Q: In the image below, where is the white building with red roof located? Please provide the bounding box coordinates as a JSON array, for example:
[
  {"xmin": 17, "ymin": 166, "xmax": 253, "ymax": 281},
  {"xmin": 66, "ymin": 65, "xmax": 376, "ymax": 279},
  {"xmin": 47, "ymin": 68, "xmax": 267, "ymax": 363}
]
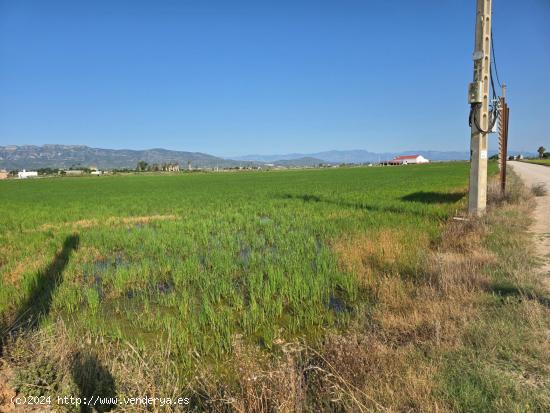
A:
[{"xmin": 389, "ymin": 154, "xmax": 430, "ymax": 165}]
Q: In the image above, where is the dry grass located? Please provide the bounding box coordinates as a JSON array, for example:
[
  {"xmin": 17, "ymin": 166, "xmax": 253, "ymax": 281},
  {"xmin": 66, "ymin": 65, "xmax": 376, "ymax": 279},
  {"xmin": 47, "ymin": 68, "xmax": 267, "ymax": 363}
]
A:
[
  {"xmin": 189, "ymin": 337, "xmax": 307, "ymax": 413},
  {"xmin": 2, "ymin": 254, "xmax": 48, "ymax": 286},
  {"xmin": 487, "ymin": 172, "xmax": 533, "ymax": 205},
  {"xmin": 3, "ymin": 321, "xmax": 184, "ymax": 412},
  {"xmin": 332, "ymin": 229, "xmax": 429, "ymax": 289},
  {"xmin": 35, "ymin": 214, "xmax": 179, "ymax": 232},
  {"xmin": 531, "ymin": 183, "xmax": 548, "ymax": 197},
  {"xmin": 0, "ymin": 362, "xmax": 16, "ymax": 413},
  {"xmin": 317, "ymin": 222, "xmax": 493, "ymax": 410}
]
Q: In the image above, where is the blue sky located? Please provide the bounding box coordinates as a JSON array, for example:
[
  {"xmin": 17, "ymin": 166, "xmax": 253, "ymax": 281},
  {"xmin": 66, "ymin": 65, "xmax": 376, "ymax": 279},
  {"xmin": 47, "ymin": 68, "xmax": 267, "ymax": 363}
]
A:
[{"xmin": 0, "ymin": 0, "xmax": 548, "ymax": 157}]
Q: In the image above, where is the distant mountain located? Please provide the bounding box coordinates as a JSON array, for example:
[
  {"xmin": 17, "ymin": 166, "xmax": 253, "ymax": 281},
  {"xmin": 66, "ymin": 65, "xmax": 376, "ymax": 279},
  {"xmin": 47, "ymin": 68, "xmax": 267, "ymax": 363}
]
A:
[
  {"xmin": 235, "ymin": 153, "xmax": 320, "ymax": 163},
  {"xmin": 0, "ymin": 145, "xmax": 537, "ymax": 170},
  {"xmin": 271, "ymin": 157, "xmax": 328, "ymax": 167},
  {"xmin": 234, "ymin": 150, "xmax": 472, "ymax": 163},
  {"xmin": 0, "ymin": 145, "xmax": 246, "ymax": 170},
  {"xmin": 235, "ymin": 149, "xmax": 537, "ymax": 164}
]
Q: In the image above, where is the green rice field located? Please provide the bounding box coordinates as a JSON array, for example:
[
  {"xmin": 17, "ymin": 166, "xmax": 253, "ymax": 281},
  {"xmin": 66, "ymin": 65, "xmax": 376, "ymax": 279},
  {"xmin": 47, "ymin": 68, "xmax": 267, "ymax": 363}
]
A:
[
  {"xmin": 522, "ymin": 159, "xmax": 550, "ymax": 166},
  {"xmin": 0, "ymin": 163, "xmax": 474, "ymax": 375}
]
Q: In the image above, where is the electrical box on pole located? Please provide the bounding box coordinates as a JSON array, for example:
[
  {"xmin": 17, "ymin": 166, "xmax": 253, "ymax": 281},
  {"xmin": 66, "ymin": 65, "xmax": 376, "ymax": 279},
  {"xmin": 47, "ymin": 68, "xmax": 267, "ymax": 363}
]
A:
[
  {"xmin": 468, "ymin": 0, "xmax": 493, "ymax": 216},
  {"xmin": 468, "ymin": 81, "xmax": 483, "ymax": 104}
]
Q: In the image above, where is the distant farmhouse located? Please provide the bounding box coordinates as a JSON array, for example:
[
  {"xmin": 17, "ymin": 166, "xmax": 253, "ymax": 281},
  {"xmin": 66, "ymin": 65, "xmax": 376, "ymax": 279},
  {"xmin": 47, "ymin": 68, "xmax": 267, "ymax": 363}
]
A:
[
  {"xmin": 508, "ymin": 154, "xmax": 524, "ymax": 161},
  {"xmin": 164, "ymin": 163, "xmax": 180, "ymax": 172},
  {"xmin": 0, "ymin": 169, "xmax": 8, "ymax": 180},
  {"xmin": 387, "ymin": 155, "xmax": 430, "ymax": 165},
  {"xmin": 18, "ymin": 170, "xmax": 38, "ymax": 179}
]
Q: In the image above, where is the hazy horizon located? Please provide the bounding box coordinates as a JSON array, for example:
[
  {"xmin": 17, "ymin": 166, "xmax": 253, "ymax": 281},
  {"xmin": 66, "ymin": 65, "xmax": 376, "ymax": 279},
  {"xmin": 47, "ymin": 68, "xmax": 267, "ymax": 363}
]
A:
[{"xmin": 0, "ymin": 142, "xmax": 535, "ymax": 160}]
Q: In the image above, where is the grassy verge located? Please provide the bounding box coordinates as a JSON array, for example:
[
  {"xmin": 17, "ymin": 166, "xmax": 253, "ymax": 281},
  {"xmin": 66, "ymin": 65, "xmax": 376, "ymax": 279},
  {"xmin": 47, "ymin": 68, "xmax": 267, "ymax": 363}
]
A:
[
  {"xmin": 521, "ymin": 159, "xmax": 550, "ymax": 166},
  {"xmin": 435, "ymin": 175, "xmax": 550, "ymax": 411}
]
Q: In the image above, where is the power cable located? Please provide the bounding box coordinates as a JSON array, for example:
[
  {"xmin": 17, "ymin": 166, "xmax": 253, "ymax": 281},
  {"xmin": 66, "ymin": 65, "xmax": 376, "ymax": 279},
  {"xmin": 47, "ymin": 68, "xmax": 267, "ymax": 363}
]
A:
[
  {"xmin": 490, "ymin": 65, "xmax": 497, "ymax": 101},
  {"xmin": 469, "ymin": 102, "xmax": 498, "ymax": 135},
  {"xmin": 491, "ymin": 31, "xmax": 503, "ymax": 88}
]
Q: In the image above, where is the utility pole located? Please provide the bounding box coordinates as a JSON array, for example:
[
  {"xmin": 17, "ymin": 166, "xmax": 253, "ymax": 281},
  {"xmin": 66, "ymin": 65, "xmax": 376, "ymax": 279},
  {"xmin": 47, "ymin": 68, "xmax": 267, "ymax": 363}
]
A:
[
  {"xmin": 468, "ymin": 0, "xmax": 493, "ymax": 216},
  {"xmin": 498, "ymin": 84, "xmax": 509, "ymax": 195}
]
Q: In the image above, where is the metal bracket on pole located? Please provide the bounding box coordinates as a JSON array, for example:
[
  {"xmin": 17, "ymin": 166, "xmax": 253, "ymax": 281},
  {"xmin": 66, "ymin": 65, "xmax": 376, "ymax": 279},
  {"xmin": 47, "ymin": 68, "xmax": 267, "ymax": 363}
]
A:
[{"xmin": 499, "ymin": 88, "xmax": 509, "ymax": 195}]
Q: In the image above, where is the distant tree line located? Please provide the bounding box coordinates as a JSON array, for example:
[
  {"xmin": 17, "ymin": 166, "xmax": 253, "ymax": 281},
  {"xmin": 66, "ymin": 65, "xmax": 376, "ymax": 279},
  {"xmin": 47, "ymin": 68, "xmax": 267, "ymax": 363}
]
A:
[
  {"xmin": 136, "ymin": 161, "xmax": 181, "ymax": 172},
  {"xmin": 4, "ymin": 166, "xmax": 99, "ymax": 176}
]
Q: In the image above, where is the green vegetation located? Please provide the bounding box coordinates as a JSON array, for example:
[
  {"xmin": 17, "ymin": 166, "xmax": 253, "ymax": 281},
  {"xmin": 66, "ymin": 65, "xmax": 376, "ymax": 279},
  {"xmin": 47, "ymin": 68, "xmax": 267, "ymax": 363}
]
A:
[
  {"xmin": 523, "ymin": 158, "xmax": 550, "ymax": 166},
  {"xmin": 1, "ymin": 164, "xmax": 467, "ymax": 358},
  {"xmin": 3, "ymin": 162, "xmax": 548, "ymax": 411}
]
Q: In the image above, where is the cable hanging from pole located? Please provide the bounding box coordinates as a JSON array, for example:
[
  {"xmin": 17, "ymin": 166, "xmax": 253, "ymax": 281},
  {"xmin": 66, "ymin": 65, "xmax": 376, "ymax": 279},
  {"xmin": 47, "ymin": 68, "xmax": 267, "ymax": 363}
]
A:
[
  {"xmin": 491, "ymin": 30, "xmax": 503, "ymax": 88},
  {"xmin": 469, "ymin": 64, "xmax": 499, "ymax": 135},
  {"xmin": 468, "ymin": 30, "xmax": 501, "ymax": 135},
  {"xmin": 469, "ymin": 102, "xmax": 498, "ymax": 135},
  {"xmin": 490, "ymin": 65, "xmax": 498, "ymax": 101}
]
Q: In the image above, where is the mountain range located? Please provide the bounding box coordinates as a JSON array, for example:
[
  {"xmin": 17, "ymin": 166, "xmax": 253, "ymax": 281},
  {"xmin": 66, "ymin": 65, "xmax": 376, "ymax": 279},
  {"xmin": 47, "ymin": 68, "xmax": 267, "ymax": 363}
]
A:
[
  {"xmin": 0, "ymin": 145, "xmax": 535, "ymax": 170},
  {"xmin": 235, "ymin": 149, "xmax": 536, "ymax": 164},
  {"xmin": 233, "ymin": 150, "xmax": 477, "ymax": 164},
  {"xmin": 0, "ymin": 145, "xmax": 245, "ymax": 170}
]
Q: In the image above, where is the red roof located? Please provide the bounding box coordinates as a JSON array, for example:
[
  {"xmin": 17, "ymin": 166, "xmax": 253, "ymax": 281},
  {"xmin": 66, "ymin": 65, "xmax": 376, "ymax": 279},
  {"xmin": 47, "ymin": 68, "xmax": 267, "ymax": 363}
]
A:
[{"xmin": 393, "ymin": 155, "xmax": 420, "ymax": 160}]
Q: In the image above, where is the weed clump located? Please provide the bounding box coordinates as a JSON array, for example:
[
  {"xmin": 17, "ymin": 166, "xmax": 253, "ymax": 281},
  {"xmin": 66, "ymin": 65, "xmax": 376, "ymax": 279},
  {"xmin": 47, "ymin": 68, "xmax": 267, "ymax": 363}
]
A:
[{"xmin": 531, "ymin": 182, "xmax": 547, "ymax": 197}]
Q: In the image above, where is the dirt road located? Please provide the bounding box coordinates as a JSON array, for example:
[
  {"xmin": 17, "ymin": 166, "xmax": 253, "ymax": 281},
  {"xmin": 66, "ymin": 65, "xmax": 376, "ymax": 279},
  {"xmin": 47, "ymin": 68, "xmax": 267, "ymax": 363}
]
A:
[{"xmin": 509, "ymin": 161, "xmax": 550, "ymax": 283}]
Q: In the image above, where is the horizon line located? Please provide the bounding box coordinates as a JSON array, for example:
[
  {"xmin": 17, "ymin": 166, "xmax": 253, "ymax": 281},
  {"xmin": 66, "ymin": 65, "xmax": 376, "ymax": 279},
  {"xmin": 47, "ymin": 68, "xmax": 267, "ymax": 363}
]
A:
[{"xmin": 0, "ymin": 143, "xmax": 535, "ymax": 158}]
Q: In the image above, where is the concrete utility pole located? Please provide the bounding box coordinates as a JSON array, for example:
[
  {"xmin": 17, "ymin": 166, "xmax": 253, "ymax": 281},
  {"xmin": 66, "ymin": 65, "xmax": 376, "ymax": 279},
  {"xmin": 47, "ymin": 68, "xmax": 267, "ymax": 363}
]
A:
[{"xmin": 468, "ymin": 0, "xmax": 493, "ymax": 216}]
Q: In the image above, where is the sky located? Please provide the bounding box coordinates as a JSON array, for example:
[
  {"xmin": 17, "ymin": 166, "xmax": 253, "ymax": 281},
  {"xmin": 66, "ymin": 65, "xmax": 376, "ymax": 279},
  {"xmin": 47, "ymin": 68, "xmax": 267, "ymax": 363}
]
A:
[{"xmin": 0, "ymin": 0, "xmax": 549, "ymax": 157}]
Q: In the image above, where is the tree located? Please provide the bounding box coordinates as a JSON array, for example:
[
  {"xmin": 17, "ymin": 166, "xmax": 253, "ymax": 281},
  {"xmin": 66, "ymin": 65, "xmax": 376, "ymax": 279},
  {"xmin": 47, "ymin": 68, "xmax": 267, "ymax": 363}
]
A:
[
  {"xmin": 137, "ymin": 160, "xmax": 148, "ymax": 171},
  {"xmin": 538, "ymin": 146, "xmax": 546, "ymax": 159}
]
